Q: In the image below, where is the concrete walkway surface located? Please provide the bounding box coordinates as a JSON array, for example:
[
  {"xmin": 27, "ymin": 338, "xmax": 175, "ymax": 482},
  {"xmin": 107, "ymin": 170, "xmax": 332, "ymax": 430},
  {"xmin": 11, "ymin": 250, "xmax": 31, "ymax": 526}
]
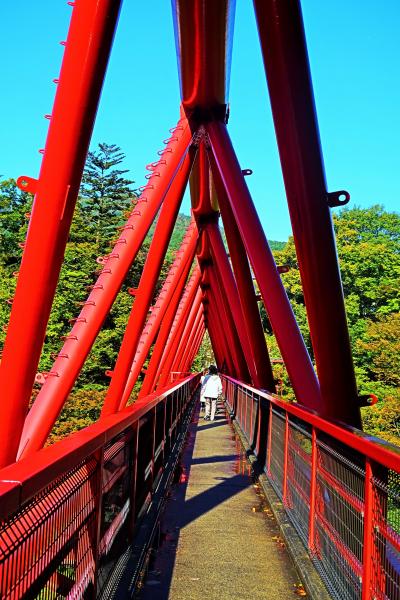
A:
[{"xmin": 139, "ymin": 403, "xmax": 306, "ymax": 599}]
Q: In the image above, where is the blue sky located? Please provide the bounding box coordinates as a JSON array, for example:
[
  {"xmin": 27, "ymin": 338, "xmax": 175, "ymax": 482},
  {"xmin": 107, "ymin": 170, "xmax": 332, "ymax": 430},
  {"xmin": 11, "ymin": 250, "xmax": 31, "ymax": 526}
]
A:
[{"xmin": 1, "ymin": 1, "xmax": 399, "ymax": 241}]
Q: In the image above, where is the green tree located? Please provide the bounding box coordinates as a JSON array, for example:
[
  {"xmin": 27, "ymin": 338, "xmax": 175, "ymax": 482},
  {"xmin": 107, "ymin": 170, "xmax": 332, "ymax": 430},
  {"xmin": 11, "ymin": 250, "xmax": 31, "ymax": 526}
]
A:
[
  {"xmin": 355, "ymin": 312, "xmax": 400, "ymax": 390},
  {"xmin": 0, "ymin": 179, "xmax": 32, "ymax": 266},
  {"xmin": 79, "ymin": 143, "xmax": 135, "ymax": 251}
]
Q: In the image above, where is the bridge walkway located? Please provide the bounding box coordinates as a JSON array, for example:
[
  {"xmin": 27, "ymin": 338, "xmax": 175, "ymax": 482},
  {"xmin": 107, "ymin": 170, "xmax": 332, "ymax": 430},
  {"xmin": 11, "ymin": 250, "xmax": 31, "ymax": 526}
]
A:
[{"xmin": 139, "ymin": 402, "xmax": 304, "ymax": 599}]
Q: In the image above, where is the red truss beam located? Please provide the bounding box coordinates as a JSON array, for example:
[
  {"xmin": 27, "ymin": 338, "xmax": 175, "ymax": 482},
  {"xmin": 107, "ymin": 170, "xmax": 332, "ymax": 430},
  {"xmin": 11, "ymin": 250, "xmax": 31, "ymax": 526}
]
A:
[
  {"xmin": 253, "ymin": 0, "xmax": 361, "ymax": 427},
  {"xmin": 18, "ymin": 117, "xmax": 193, "ymax": 460},
  {"xmin": 0, "ymin": 0, "xmax": 123, "ymax": 468},
  {"xmin": 118, "ymin": 219, "xmax": 199, "ymax": 410},
  {"xmin": 139, "ymin": 267, "xmax": 202, "ymax": 397},
  {"xmin": 205, "ymin": 289, "xmax": 234, "ymax": 373},
  {"xmin": 157, "ymin": 281, "xmax": 203, "ymax": 389},
  {"xmin": 205, "ymin": 262, "xmax": 249, "ymax": 381},
  {"xmin": 172, "ymin": 0, "xmax": 235, "ymax": 114},
  {"xmin": 170, "ymin": 294, "xmax": 203, "ymax": 376},
  {"xmin": 205, "ymin": 221, "xmax": 259, "ymax": 385},
  {"xmin": 209, "ymin": 154, "xmax": 275, "ymax": 391},
  {"xmin": 206, "ymin": 121, "xmax": 322, "ymax": 412},
  {"xmin": 182, "ymin": 318, "xmax": 205, "ymax": 373},
  {"xmin": 205, "ymin": 313, "xmax": 224, "ymax": 370},
  {"xmin": 101, "ymin": 147, "xmax": 197, "ymax": 417}
]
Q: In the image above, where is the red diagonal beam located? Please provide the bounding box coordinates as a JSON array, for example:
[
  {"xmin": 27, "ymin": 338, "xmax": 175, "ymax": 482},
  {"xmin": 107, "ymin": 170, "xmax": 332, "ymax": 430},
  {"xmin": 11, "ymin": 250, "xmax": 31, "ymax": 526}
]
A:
[
  {"xmin": 0, "ymin": 0, "xmax": 123, "ymax": 468},
  {"xmin": 205, "ymin": 221, "xmax": 259, "ymax": 385},
  {"xmin": 203, "ymin": 284, "xmax": 234, "ymax": 374},
  {"xmin": 209, "ymin": 155, "xmax": 275, "ymax": 391},
  {"xmin": 101, "ymin": 147, "xmax": 196, "ymax": 417},
  {"xmin": 206, "ymin": 121, "xmax": 321, "ymax": 412},
  {"xmin": 139, "ymin": 267, "xmax": 201, "ymax": 397},
  {"xmin": 171, "ymin": 297, "xmax": 203, "ymax": 375},
  {"xmin": 205, "ymin": 262, "xmax": 250, "ymax": 381},
  {"xmin": 118, "ymin": 219, "xmax": 198, "ymax": 409},
  {"xmin": 253, "ymin": 0, "xmax": 361, "ymax": 427},
  {"xmin": 18, "ymin": 117, "xmax": 193, "ymax": 459},
  {"xmin": 157, "ymin": 282, "xmax": 203, "ymax": 390},
  {"xmin": 183, "ymin": 319, "xmax": 205, "ymax": 373}
]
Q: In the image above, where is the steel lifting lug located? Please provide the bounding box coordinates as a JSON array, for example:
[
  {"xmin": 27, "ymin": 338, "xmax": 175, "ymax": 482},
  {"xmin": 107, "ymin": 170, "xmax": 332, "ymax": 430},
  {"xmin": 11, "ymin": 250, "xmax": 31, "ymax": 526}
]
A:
[
  {"xmin": 277, "ymin": 265, "xmax": 290, "ymax": 274},
  {"xmin": 17, "ymin": 175, "xmax": 38, "ymax": 195},
  {"xmin": 327, "ymin": 190, "xmax": 350, "ymax": 207},
  {"xmin": 241, "ymin": 169, "xmax": 253, "ymax": 176},
  {"xmin": 358, "ymin": 393, "xmax": 378, "ymax": 407}
]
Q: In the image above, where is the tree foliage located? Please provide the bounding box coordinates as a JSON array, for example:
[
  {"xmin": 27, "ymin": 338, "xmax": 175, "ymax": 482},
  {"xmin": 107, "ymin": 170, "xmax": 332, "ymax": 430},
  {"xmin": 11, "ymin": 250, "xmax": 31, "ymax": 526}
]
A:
[
  {"xmin": 268, "ymin": 205, "xmax": 400, "ymax": 443},
  {"xmin": 0, "ymin": 148, "xmax": 398, "ymax": 448}
]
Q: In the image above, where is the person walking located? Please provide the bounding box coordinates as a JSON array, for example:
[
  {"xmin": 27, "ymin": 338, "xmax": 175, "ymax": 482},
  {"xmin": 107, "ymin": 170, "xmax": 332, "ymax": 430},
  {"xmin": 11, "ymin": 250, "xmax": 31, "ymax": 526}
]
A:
[
  {"xmin": 203, "ymin": 365, "xmax": 222, "ymax": 421},
  {"xmin": 199, "ymin": 368, "xmax": 209, "ymax": 415}
]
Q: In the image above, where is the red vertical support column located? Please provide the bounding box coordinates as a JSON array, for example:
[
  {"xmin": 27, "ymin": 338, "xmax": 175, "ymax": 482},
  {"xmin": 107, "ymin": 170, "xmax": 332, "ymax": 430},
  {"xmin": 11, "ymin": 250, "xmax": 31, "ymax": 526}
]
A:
[
  {"xmin": 283, "ymin": 414, "xmax": 289, "ymax": 504},
  {"xmin": 18, "ymin": 121, "xmax": 193, "ymax": 459},
  {"xmin": 308, "ymin": 427, "xmax": 318, "ymax": 553},
  {"xmin": 206, "ymin": 121, "xmax": 321, "ymax": 412},
  {"xmin": 0, "ymin": 0, "xmax": 123, "ymax": 467},
  {"xmin": 362, "ymin": 459, "xmax": 374, "ymax": 600},
  {"xmin": 118, "ymin": 220, "xmax": 198, "ymax": 409},
  {"xmin": 210, "ymin": 156, "xmax": 275, "ymax": 391},
  {"xmin": 267, "ymin": 403, "xmax": 273, "ymax": 476},
  {"xmin": 101, "ymin": 149, "xmax": 196, "ymax": 416},
  {"xmin": 205, "ymin": 222, "xmax": 259, "ymax": 385},
  {"xmin": 253, "ymin": 0, "xmax": 361, "ymax": 427}
]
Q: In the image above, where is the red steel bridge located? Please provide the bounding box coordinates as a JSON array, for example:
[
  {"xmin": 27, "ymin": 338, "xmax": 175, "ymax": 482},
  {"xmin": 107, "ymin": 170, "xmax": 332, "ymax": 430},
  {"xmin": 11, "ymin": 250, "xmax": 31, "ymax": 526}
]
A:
[{"xmin": 0, "ymin": 1, "xmax": 399, "ymax": 599}]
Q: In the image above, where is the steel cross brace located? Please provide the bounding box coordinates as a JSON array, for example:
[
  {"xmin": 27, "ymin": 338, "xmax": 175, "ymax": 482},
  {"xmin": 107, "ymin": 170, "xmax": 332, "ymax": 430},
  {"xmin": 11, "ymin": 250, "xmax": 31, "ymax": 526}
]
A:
[
  {"xmin": 18, "ymin": 116, "xmax": 193, "ymax": 459},
  {"xmin": 118, "ymin": 219, "xmax": 199, "ymax": 410}
]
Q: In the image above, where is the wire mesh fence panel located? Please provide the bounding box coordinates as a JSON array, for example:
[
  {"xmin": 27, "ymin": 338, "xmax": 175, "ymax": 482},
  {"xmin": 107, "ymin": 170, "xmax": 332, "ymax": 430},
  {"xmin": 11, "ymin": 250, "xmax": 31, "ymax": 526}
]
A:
[
  {"xmin": 269, "ymin": 408, "xmax": 285, "ymax": 498},
  {"xmin": 221, "ymin": 375, "xmax": 400, "ymax": 600},
  {"xmin": 314, "ymin": 439, "xmax": 365, "ymax": 600},
  {"xmin": 372, "ymin": 469, "xmax": 400, "ymax": 600},
  {"xmin": 0, "ymin": 456, "xmax": 99, "ymax": 599},
  {"xmin": 0, "ymin": 376, "xmax": 199, "ymax": 600},
  {"xmin": 286, "ymin": 418, "xmax": 312, "ymax": 545},
  {"xmin": 97, "ymin": 432, "xmax": 132, "ymax": 595}
]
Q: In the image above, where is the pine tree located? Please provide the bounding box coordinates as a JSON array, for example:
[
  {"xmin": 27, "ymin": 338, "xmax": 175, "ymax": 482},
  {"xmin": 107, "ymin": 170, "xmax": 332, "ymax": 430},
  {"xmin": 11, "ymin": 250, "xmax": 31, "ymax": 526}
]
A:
[{"xmin": 79, "ymin": 143, "xmax": 135, "ymax": 252}]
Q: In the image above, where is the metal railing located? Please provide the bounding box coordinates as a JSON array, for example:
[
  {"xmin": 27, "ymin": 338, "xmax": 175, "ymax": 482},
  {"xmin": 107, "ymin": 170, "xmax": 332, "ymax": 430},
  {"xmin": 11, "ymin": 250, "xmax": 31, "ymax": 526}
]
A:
[
  {"xmin": 0, "ymin": 374, "xmax": 199, "ymax": 599},
  {"xmin": 223, "ymin": 375, "xmax": 400, "ymax": 600}
]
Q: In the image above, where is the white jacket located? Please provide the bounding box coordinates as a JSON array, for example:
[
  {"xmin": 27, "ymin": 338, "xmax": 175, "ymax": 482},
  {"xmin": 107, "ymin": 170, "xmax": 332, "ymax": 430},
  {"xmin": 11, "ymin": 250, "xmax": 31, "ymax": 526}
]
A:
[{"xmin": 202, "ymin": 374, "xmax": 222, "ymax": 399}]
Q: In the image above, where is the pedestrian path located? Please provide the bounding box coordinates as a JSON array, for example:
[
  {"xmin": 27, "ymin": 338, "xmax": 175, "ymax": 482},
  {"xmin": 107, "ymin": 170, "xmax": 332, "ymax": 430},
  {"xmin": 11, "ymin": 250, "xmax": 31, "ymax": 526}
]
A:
[{"xmin": 139, "ymin": 403, "xmax": 305, "ymax": 599}]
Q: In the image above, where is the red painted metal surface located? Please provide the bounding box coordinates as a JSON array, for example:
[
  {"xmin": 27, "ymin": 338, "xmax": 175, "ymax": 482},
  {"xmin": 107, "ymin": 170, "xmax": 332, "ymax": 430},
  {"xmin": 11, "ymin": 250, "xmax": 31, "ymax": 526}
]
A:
[
  {"xmin": 101, "ymin": 149, "xmax": 196, "ymax": 417},
  {"xmin": 172, "ymin": 0, "xmax": 235, "ymax": 114},
  {"xmin": 157, "ymin": 285, "xmax": 203, "ymax": 389},
  {"xmin": 205, "ymin": 221, "xmax": 258, "ymax": 384},
  {"xmin": 253, "ymin": 0, "xmax": 361, "ymax": 428},
  {"xmin": 209, "ymin": 160, "xmax": 275, "ymax": 391},
  {"xmin": 118, "ymin": 219, "xmax": 199, "ymax": 409},
  {"xmin": 173, "ymin": 301, "xmax": 203, "ymax": 374},
  {"xmin": 0, "ymin": 376, "xmax": 199, "ymax": 598},
  {"xmin": 0, "ymin": 0, "xmax": 123, "ymax": 469},
  {"xmin": 140, "ymin": 268, "xmax": 202, "ymax": 396},
  {"xmin": 223, "ymin": 375, "xmax": 400, "ymax": 600},
  {"xmin": 206, "ymin": 264, "xmax": 250, "ymax": 381},
  {"xmin": 18, "ymin": 117, "xmax": 193, "ymax": 459},
  {"xmin": 0, "ymin": 0, "xmax": 390, "ymax": 596},
  {"xmin": 206, "ymin": 121, "xmax": 322, "ymax": 412}
]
